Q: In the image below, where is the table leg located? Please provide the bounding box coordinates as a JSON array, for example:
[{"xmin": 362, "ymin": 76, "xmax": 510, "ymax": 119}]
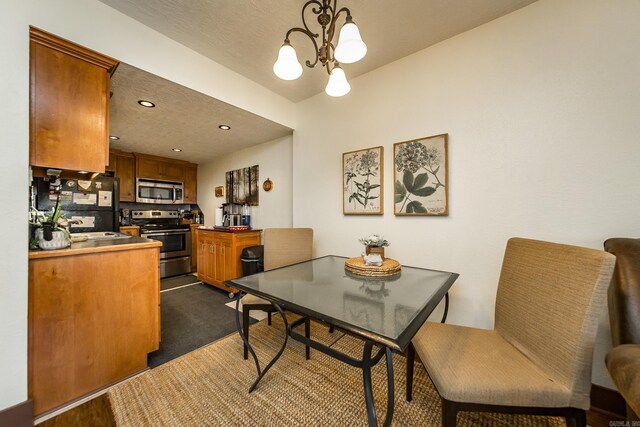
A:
[
  {"xmin": 234, "ymin": 294, "xmax": 290, "ymax": 393},
  {"xmin": 362, "ymin": 342, "xmax": 395, "ymax": 427},
  {"xmin": 235, "ymin": 293, "xmax": 261, "ymax": 376},
  {"xmin": 440, "ymin": 292, "xmax": 450, "ymax": 324}
]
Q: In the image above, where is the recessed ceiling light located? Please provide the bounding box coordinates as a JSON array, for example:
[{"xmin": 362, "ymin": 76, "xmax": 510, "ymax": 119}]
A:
[
  {"xmin": 172, "ymin": 148, "xmax": 182, "ymax": 152},
  {"xmin": 219, "ymin": 125, "xmax": 231, "ymax": 130},
  {"xmin": 138, "ymin": 100, "xmax": 156, "ymax": 108},
  {"xmin": 109, "ymin": 135, "xmax": 120, "ymax": 140}
]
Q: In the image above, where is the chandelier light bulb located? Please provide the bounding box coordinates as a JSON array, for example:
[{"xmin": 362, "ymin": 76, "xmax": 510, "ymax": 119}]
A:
[
  {"xmin": 325, "ymin": 65, "xmax": 351, "ymax": 97},
  {"xmin": 273, "ymin": 42, "xmax": 303, "ymax": 80},
  {"xmin": 334, "ymin": 21, "xmax": 367, "ymax": 64}
]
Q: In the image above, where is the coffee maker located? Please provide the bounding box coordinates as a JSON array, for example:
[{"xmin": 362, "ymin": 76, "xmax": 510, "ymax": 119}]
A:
[{"xmin": 222, "ymin": 203, "xmax": 242, "ymax": 227}]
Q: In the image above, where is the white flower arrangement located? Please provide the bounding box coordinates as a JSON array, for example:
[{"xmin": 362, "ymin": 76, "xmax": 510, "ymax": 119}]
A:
[{"xmin": 358, "ymin": 234, "xmax": 390, "ymax": 248}]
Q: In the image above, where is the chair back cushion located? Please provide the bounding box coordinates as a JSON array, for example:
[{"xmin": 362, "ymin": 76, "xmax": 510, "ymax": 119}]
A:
[
  {"xmin": 604, "ymin": 238, "xmax": 640, "ymax": 346},
  {"xmin": 495, "ymin": 237, "xmax": 615, "ymax": 409},
  {"xmin": 263, "ymin": 228, "xmax": 313, "ymax": 271}
]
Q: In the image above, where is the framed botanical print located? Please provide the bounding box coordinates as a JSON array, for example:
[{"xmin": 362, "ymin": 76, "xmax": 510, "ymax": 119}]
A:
[
  {"xmin": 394, "ymin": 134, "xmax": 448, "ymax": 216},
  {"xmin": 343, "ymin": 146, "xmax": 383, "ymax": 215}
]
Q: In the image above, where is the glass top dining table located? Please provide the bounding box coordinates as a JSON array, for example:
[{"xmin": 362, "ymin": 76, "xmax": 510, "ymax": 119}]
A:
[
  {"xmin": 227, "ymin": 255, "xmax": 459, "ymax": 427},
  {"xmin": 227, "ymin": 255, "xmax": 459, "ymax": 352}
]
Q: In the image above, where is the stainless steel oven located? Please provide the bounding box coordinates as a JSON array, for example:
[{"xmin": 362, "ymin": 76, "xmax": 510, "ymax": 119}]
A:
[
  {"xmin": 136, "ymin": 178, "xmax": 184, "ymax": 204},
  {"xmin": 132, "ymin": 210, "xmax": 192, "ymax": 278}
]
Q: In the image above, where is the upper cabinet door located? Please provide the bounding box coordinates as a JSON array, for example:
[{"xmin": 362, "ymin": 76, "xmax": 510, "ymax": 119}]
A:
[
  {"xmin": 183, "ymin": 164, "xmax": 197, "ymax": 203},
  {"xmin": 29, "ymin": 27, "xmax": 119, "ymax": 173}
]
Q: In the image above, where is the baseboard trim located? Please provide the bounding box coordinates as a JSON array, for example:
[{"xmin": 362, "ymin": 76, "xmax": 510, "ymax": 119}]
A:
[
  {"xmin": 0, "ymin": 400, "xmax": 33, "ymax": 427},
  {"xmin": 591, "ymin": 383, "xmax": 627, "ymax": 419}
]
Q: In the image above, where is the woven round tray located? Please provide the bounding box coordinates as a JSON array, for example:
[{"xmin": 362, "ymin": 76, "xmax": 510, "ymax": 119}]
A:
[{"xmin": 344, "ymin": 257, "xmax": 402, "ymax": 277}]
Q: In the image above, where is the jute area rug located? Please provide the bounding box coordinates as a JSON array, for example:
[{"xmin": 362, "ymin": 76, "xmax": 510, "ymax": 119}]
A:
[{"xmin": 108, "ymin": 317, "xmax": 565, "ymax": 426}]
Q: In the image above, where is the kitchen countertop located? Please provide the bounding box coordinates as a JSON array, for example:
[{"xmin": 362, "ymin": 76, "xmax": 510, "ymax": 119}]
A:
[
  {"xmin": 29, "ymin": 236, "xmax": 162, "ymax": 259},
  {"xmin": 197, "ymin": 226, "xmax": 262, "ymax": 233}
]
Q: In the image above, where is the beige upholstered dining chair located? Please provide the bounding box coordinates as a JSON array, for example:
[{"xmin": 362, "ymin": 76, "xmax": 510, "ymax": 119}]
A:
[
  {"xmin": 406, "ymin": 237, "xmax": 616, "ymax": 426},
  {"xmin": 241, "ymin": 228, "xmax": 313, "ymax": 360}
]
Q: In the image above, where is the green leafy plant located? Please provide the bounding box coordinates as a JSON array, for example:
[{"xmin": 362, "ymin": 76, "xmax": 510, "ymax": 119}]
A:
[
  {"xmin": 29, "ymin": 201, "xmax": 80, "ymax": 248},
  {"xmin": 359, "ymin": 234, "xmax": 390, "ymax": 248}
]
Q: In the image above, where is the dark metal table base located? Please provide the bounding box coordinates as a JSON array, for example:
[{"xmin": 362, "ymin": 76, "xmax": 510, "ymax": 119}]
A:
[{"xmin": 234, "ymin": 292, "xmax": 395, "ymax": 427}]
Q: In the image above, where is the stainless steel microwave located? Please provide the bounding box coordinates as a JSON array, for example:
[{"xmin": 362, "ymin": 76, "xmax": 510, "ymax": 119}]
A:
[{"xmin": 136, "ymin": 179, "xmax": 184, "ymax": 204}]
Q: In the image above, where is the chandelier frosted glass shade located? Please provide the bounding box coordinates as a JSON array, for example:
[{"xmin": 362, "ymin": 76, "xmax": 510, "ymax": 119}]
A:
[
  {"xmin": 273, "ymin": 43, "xmax": 303, "ymax": 80},
  {"xmin": 334, "ymin": 22, "xmax": 367, "ymax": 64},
  {"xmin": 325, "ymin": 66, "xmax": 351, "ymax": 97}
]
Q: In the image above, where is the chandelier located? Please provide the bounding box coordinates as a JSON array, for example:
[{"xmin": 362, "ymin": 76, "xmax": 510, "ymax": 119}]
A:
[{"xmin": 273, "ymin": 0, "xmax": 367, "ymax": 97}]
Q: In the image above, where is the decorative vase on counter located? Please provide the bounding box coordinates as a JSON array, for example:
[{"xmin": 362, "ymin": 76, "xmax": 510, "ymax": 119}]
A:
[
  {"xmin": 35, "ymin": 228, "xmax": 71, "ymax": 250},
  {"xmin": 365, "ymin": 246, "xmax": 385, "ymax": 260}
]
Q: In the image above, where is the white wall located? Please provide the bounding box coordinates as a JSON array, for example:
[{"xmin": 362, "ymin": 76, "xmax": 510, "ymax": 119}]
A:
[
  {"xmin": 293, "ymin": 0, "xmax": 640, "ymax": 388},
  {"xmin": 198, "ymin": 136, "xmax": 293, "ymax": 230},
  {"xmin": 0, "ymin": 0, "xmax": 295, "ymax": 411}
]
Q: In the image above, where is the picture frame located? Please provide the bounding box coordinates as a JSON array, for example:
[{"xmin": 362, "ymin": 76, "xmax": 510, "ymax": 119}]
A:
[
  {"xmin": 214, "ymin": 186, "xmax": 224, "ymax": 197},
  {"xmin": 225, "ymin": 165, "xmax": 259, "ymax": 206},
  {"xmin": 342, "ymin": 146, "xmax": 384, "ymax": 215},
  {"xmin": 393, "ymin": 133, "xmax": 448, "ymax": 216}
]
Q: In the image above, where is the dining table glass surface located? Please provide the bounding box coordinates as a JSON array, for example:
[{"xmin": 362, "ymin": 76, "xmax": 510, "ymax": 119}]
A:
[{"xmin": 229, "ymin": 255, "xmax": 457, "ymax": 350}]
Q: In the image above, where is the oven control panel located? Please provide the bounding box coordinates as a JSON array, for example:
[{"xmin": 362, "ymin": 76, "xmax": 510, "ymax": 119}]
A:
[{"xmin": 132, "ymin": 210, "xmax": 178, "ymax": 219}]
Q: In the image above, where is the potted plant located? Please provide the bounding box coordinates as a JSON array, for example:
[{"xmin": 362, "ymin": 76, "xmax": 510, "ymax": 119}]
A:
[
  {"xmin": 30, "ymin": 201, "xmax": 78, "ymax": 250},
  {"xmin": 359, "ymin": 234, "xmax": 390, "ymax": 259}
]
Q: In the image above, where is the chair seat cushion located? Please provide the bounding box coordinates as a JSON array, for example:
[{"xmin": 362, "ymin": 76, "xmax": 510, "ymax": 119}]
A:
[
  {"xmin": 413, "ymin": 322, "xmax": 573, "ymax": 408},
  {"xmin": 606, "ymin": 344, "xmax": 640, "ymax": 417},
  {"xmin": 241, "ymin": 294, "xmax": 272, "ymax": 307}
]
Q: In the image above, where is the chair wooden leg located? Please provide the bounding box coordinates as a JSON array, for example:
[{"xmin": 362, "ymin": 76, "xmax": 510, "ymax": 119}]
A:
[
  {"xmin": 267, "ymin": 311, "xmax": 272, "ymax": 325},
  {"xmin": 305, "ymin": 317, "xmax": 311, "ymax": 360},
  {"xmin": 565, "ymin": 409, "xmax": 586, "ymax": 427},
  {"xmin": 441, "ymin": 398, "xmax": 458, "ymax": 427},
  {"xmin": 243, "ymin": 308, "xmax": 250, "ymax": 360},
  {"xmin": 406, "ymin": 343, "xmax": 415, "ymax": 402}
]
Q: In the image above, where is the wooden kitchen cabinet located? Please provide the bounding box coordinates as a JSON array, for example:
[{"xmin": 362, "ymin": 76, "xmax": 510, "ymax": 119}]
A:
[
  {"xmin": 135, "ymin": 153, "xmax": 184, "ymax": 182},
  {"xmin": 29, "ymin": 241, "xmax": 161, "ymax": 415},
  {"xmin": 119, "ymin": 225, "xmax": 140, "ymax": 236},
  {"xmin": 29, "ymin": 27, "xmax": 119, "ymax": 173},
  {"xmin": 113, "ymin": 151, "xmax": 135, "ymax": 202},
  {"xmin": 197, "ymin": 229, "xmax": 261, "ymax": 294},
  {"xmin": 183, "ymin": 164, "xmax": 198, "ymax": 203}
]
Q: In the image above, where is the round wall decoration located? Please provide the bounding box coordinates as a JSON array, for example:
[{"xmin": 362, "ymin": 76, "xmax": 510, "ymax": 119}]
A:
[{"xmin": 263, "ymin": 178, "xmax": 273, "ymax": 192}]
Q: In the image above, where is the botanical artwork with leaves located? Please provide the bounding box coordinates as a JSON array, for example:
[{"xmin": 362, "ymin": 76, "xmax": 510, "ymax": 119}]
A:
[
  {"xmin": 394, "ymin": 134, "xmax": 448, "ymax": 216},
  {"xmin": 343, "ymin": 146, "xmax": 383, "ymax": 215}
]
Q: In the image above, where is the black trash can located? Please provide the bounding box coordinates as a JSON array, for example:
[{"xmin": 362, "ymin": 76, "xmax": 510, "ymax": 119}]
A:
[{"xmin": 241, "ymin": 245, "xmax": 264, "ymax": 276}]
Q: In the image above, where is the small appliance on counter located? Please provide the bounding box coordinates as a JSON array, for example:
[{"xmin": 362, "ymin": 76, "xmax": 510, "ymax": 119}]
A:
[
  {"xmin": 222, "ymin": 203, "xmax": 243, "ymax": 227},
  {"xmin": 119, "ymin": 208, "xmax": 131, "ymax": 226},
  {"xmin": 130, "ymin": 210, "xmax": 192, "ymax": 278}
]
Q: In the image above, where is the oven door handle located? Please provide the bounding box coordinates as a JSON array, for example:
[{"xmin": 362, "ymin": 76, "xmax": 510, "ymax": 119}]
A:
[{"xmin": 142, "ymin": 230, "xmax": 189, "ymax": 237}]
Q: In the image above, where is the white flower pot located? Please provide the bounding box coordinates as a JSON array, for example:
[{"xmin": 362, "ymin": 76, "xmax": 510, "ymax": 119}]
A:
[{"xmin": 35, "ymin": 228, "xmax": 71, "ymax": 250}]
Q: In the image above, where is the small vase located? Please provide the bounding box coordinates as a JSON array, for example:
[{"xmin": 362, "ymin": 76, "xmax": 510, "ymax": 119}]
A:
[
  {"xmin": 365, "ymin": 246, "xmax": 385, "ymax": 260},
  {"xmin": 35, "ymin": 228, "xmax": 71, "ymax": 250}
]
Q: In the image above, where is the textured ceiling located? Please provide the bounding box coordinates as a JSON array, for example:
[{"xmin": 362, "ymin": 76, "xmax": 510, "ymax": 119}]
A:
[
  {"xmin": 106, "ymin": 1, "xmax": 538, "ymax": 161},
  {"xmin": 99, "ymin": 0, "xmax": 538, "ymax": 102},
  {"xmin": 109, "ymin": 63, "xmax": 293, "ymax": 164}
]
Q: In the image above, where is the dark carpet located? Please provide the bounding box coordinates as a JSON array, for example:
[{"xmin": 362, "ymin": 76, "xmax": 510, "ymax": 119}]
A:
[
  {"xmin": 160, "ymin": 273, "xmax": 201, "ymax": 291},
  {"xmin": 148, "ymin": 283, "xmax": 256, "ymax": 368}
]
